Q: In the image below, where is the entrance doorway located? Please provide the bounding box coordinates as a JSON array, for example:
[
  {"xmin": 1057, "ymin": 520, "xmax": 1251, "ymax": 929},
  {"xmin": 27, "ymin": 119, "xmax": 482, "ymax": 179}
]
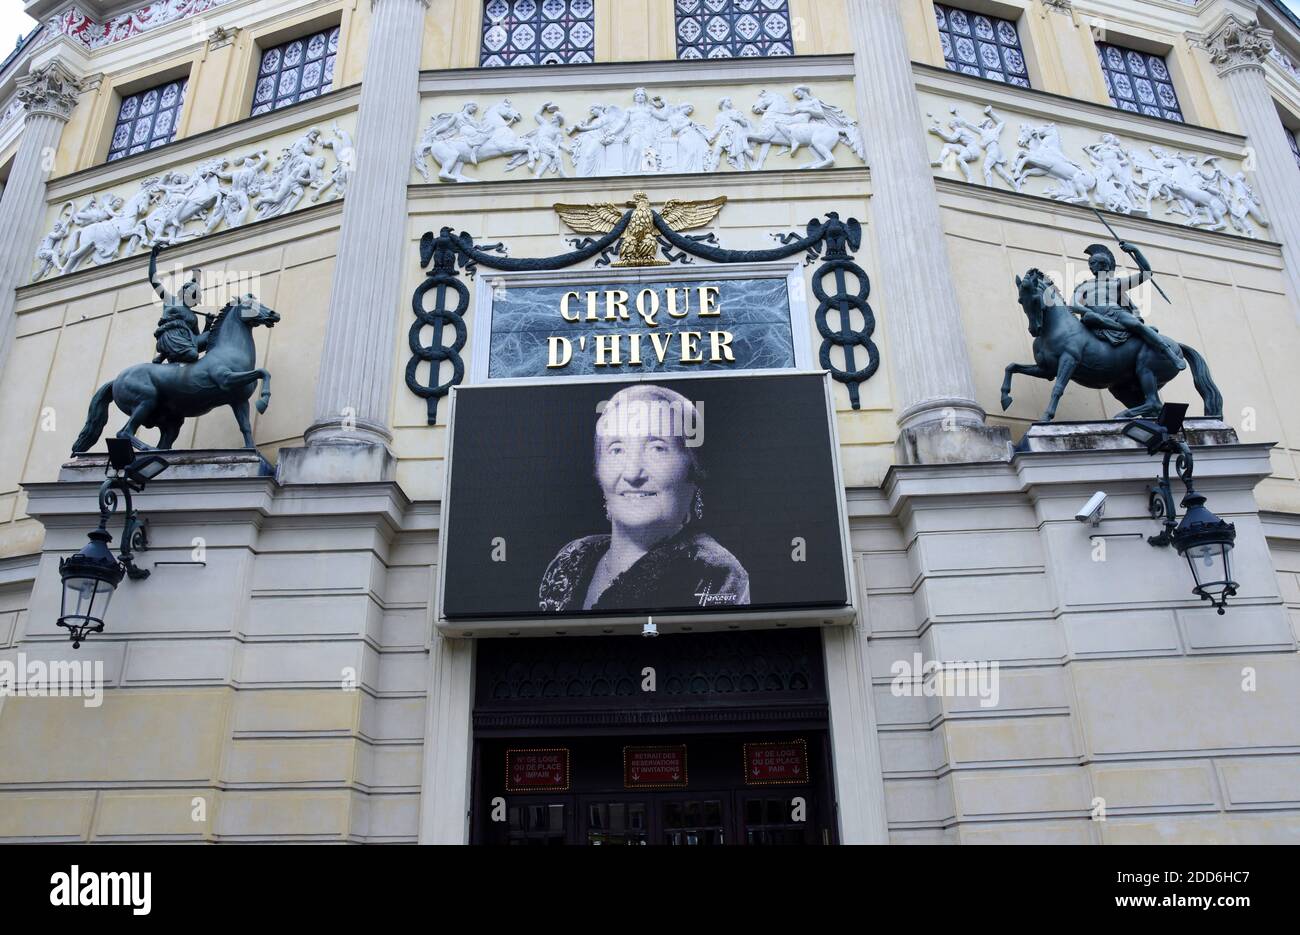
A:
[
  {"xmin": 471, "ymin": 629, "xmax": 838, "ymax": 846},
  {"xmin": 475, "ymin": 732, "xmax": 833, "ymax": 845}
]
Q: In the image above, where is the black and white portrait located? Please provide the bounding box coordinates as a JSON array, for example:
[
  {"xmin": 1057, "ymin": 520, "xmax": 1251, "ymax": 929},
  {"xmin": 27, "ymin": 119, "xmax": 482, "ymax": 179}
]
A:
[
  {"xmin": 441, "ymin": 373, "xmax": 849, "ymax": 620},
  {"xmin": 537, "ymin": 383, "xmax": 750, "ymax": 612}
]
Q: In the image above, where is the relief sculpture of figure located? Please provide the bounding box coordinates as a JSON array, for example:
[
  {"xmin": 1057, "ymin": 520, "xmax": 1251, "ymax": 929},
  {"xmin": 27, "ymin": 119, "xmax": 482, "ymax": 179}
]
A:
[
  {"xmin": 750, "ymin": 86, "xmax": 865, "ymax": 170},
  {"xmin": 312, "ymin": 122, "xmax": 353, "ymax": 201},
  {"xmin": 664, "ymin": 103, "xmax": 711, "ymax": 175},
  {"xmin": 1083, "ymin": 134, "xmax": 1143, "ymax": 214},
  {"xmin": 600, "ymin": 87, "xmax": 671, "ymax": 174},
  {"xmin": 413, "ymin": 99, "xmax": 527, "ymax": 183},
  {"xmin": 568, "ymin": 103, "xmax": 623, "ymax": 178},
  {"xmin": 930, "ymin": 105, "xmax": 1016, "ymax": 189},
  {"xmin": 1219, "ymin": 170, "xmax": 1269, "ymax": 237},
  {"xmin": 215, "ymin": 150, "xmax": 270, "ymax": 228},
  {"xmin": 148, "ymin": 243, "xmax": 209, "ymax": 365},
  {"xmin": 708, "ymin": 96, "xmax": 756, "ymax": 171},
  {"xmin": 505, "ymin": 102, "xmax": 571, "ymax": 179}
]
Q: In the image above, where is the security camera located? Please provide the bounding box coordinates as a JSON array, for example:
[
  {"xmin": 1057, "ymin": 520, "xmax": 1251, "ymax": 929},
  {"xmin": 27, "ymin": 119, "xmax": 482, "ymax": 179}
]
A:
[{"xmin": 1075, "ymin": 491, "xmax": 1107, "ymax": 527}]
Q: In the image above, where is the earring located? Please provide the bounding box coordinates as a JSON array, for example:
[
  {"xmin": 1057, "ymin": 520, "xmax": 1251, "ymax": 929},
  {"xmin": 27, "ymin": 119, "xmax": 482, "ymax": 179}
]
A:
[{"xmin": 693, "ymin": 488, "xmax": 704, "ymax": 521}]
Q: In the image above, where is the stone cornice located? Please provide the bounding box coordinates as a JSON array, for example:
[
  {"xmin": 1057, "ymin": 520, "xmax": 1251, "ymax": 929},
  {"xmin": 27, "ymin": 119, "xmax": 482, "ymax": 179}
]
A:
[
  {"xmin": 1203, "ymin": 11, "xmax": 1275, "ymax": 75},
  {"xmin": 15, "ymin": 59, "xmax": 82, "ymax": 120},
  {"xmin": 418, "ymin": 53, "xmax": 857, "ymax": 96}
]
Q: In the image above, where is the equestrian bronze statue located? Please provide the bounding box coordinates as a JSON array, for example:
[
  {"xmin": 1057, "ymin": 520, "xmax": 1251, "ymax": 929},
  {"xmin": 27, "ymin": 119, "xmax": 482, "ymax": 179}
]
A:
[
  {"xmin": 72, "ymin": 245, "xmax": 279, "ymax": 453},
  {"xmin": 1003, "ymin": 239, "xmax": 1222, "ymax": 423}
]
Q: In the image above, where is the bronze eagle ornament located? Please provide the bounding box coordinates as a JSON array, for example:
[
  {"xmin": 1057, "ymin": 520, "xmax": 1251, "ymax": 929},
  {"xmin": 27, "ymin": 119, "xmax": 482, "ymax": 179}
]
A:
[{"xmin": 553, "ymin": 191, "xmax": 727, "ymax": 267}]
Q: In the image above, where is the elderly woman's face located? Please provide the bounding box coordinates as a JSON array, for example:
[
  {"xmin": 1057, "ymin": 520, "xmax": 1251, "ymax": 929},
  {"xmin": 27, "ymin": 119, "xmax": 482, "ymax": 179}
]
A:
[{"xmin": 596, "ymin": 401, "xmax": 694, "ymax": 532}]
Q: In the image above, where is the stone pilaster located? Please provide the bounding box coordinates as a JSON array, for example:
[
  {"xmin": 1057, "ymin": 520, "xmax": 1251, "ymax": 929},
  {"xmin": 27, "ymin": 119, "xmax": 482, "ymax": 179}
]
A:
[
  {"xmin": 280, "ymin": 0, "xmax": 428, "ymax": 484},
  {"xmin": 0, "ymin": 60, "xmax": 81, "ymax": 376},
  {"xmin": 1203, "ymin": 12, "xmax": 1300, "ymax": 324},
  {"xmin": 844, "ymin": 1, "xmax": 1010, "ymax": 464}
]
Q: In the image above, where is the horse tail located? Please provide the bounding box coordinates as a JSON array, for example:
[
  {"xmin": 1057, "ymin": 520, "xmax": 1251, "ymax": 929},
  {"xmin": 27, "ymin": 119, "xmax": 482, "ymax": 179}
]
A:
[
  {"xmin": 1180, "ymin": 344, "xmax": 1223, "ymax": 418},
  {"xmin": 72, "ymin": 382, "xmax": 114, "ymax": 454}
]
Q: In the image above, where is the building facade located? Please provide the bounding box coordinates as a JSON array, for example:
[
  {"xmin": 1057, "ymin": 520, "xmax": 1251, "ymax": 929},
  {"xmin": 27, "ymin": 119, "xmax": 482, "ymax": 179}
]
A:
[{"xmin": 0, "ymin": 0, "xmax": 1298, "ymax": 844}]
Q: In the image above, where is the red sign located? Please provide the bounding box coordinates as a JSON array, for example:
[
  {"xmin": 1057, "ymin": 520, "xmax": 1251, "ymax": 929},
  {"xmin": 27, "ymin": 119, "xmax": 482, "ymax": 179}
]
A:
[
  {"xmin": 506, "ymin": 748, "xmax": 570, "ymax": 792},
  {"xmin": 624, "ymin": 745, "xmax": 688, "ymax": 789},
  {"xmin": 744, "ymin": 740, "xmax": 809, "ymax": 785}
]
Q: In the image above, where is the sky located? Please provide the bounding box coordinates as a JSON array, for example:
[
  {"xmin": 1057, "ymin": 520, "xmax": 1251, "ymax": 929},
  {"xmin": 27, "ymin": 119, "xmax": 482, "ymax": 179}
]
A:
[{"xmin": 1, "ymin": 0, "xmax": 1299, "ymax": 66}]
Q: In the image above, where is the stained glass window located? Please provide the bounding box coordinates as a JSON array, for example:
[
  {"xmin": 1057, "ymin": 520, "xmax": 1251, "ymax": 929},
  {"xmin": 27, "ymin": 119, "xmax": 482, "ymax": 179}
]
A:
[
  {"xmin": 108, "ymin": 78, "xmax": 187, "ymax": 161},
  {"xmin": 1096, "ymin": 42, "xmax": 1184, "ymax": 122},
  {"xmin": 934, "ymin": 4, "xmax": 1030, "ymax": 87},
  {"xmin": 675, "ymin": 0, "xmax": 794, "ymax": 60},
  {"xmin": 252, "ymin": 26, "xmax": 339, "ymax": 116},
  {"xmin": 1288, "ymin": 125, "xmax": 1300, "ymax": 170},
  {"xmin": 481, "ymin": 0, "xmax": 595, "ymax": 66}
]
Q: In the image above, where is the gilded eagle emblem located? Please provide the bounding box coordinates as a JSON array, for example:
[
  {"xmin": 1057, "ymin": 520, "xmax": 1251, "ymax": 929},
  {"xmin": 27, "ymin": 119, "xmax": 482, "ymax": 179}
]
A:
[{"xmin": 554, "ymin": 191, "xmax": 727, "ymax": 267}]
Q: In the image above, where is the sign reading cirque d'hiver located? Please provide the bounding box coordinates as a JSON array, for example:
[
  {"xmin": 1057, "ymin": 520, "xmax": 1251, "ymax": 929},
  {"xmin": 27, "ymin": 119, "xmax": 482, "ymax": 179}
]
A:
[{"xmin": 471, "ymin": 194, "xmax": 810, "ymax": 381}]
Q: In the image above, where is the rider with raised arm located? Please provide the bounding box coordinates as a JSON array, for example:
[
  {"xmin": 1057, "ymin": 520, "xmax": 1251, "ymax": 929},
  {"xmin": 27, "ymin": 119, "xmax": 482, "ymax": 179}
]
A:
[
  {"xmin": 1071, "ymin": 242, "xmax": 1184, "ymax": 370},
  {"xmin": 149, "ymin": 243, "xmax": 209, "ymax": 364}
]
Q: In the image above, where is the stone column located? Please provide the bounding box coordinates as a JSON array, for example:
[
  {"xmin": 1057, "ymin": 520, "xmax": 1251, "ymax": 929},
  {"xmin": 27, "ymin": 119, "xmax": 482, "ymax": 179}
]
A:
[
  {"xmin": 1204, "ymin": 12, "xmax": 1300, "ymax": 323},
  {"xmin": 280, "ymin": 0, "xmax": 429, "ymax": 484},
  {"xmin": 845, "ymin": 0, "xmax": 1009, "ymax": 464},
  {"xmin": 0, "ymin": 61, "xmax": 81, "ymax": 376}
]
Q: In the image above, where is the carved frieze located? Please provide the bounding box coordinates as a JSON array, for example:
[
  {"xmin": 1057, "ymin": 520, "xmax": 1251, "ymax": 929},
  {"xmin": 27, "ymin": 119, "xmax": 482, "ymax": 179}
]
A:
[
  {"xmin": 32, "ymin": 122, "xmax": 353, "ymax": 282},
  {"xmin": 413, "ymin": 84, "xmax": 865, "ymax": 183},
  {"xmin": 926, "ymin": 101, "xmax": 1270, "ymax": 238}
]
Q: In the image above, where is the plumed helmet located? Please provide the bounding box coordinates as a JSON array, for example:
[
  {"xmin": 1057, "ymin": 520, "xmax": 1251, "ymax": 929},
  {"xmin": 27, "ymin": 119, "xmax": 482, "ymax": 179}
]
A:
[{"xmin": 1084, "ymin": 244, "xmax": 1116, "ymax": 266}]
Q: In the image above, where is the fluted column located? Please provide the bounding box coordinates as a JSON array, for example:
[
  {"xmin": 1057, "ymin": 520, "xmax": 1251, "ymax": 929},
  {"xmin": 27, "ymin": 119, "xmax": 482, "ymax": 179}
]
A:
[
  {"xmin": 1205, "ymin": 12, "xmax": 1300, "ymax": 322},
  {"xmin": 283, "ymin": 0, "xmax": 428, "ymax": 482},
  {"xmin": 0, "ymin": 61, "xmax": 81, "ymax": 376},
  {"xmin": 845, "ymin": 1, "xmax": 1009, "ymax": 463}
]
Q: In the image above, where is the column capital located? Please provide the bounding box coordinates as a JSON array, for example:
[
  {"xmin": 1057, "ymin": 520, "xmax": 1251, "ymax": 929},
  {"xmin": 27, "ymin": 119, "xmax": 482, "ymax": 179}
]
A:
[
  {"xmin": 1039, "ymin": 0, "xmax": 1074, "ymax": 13},
  {"xmin": 15, "ymin": 60, "xmax": 82, "ymax": 121},
  {"xmin": 1203, "ymin": 12, "xmax": 1273, "ymax": 77}
]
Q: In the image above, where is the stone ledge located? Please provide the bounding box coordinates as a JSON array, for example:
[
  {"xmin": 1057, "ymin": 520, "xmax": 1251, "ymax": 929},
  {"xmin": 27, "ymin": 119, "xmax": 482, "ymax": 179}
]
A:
[
  {"xmin": 1016, "ymin": 419, "xmax": 1239, "ymax": 455},
  {"xmin": 59, "ymin": 448, "xmax": 274, "ymax": 483}
]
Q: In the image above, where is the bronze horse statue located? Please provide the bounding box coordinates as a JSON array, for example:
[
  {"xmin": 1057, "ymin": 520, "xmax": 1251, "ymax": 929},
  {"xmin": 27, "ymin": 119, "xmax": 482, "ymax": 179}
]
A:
[
  {"xmin": 1002, "ymin": 268, "xmax": 1222, "ymax": 422},
  {"xmin": 73, "ymin": 294, "xmax": 279, "ymax": 452}
]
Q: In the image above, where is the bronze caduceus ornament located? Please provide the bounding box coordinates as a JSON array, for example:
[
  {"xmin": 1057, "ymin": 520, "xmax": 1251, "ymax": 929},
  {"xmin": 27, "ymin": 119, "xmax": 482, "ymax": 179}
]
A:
[{"xmin": 553, "ymin": 191, "xmax": 726, "ymax": 267}]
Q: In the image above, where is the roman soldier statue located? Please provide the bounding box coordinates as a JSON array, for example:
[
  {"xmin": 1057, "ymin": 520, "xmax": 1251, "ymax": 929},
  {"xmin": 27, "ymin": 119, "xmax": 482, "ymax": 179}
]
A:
[
  {"xmin": 149, "ymin": 243, "xmax": 209, "ymax": 364},
  {"xmin": 1071, "ymin": 242, "xmax": 1185, "ymax": 371}
]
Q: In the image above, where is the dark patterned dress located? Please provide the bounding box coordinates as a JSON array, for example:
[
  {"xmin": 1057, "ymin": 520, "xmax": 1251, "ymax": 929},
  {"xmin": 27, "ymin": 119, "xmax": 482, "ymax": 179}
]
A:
[{"xmin": 538, "ymin": 528, "xmax": 750, "ymax": 613}]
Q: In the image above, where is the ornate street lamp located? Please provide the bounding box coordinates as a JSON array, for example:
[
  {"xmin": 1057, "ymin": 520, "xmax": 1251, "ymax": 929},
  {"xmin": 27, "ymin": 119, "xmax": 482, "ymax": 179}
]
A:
[
  {"xmin": 1123, "ymin": 403, "xmax": 1237, "ymax": 615},
  {"xmin": 57, "ymin": 438, "xmax": 170, "ymax": 647}
]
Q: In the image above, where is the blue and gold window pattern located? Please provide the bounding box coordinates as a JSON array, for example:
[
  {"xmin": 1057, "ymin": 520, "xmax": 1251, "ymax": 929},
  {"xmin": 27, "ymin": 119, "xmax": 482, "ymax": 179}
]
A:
[
  {"xmin": 934, "ymin": 4, "xmax": 1030, "ymax": 87},
  {"xmin": 480, "ymin": 0, "xmax": 595, "ymax": 66},
  {"xmin": 1287, "ymin": 126, "xmax": 1300, "ymax": 170},
  {"xmin": 252, "ymin": 27, "xmax": 339, "ymax": 116},
  {"xmin": 1096, "ymin": 43, "xmax": 1184, "ymax": 122},
  {"xmin": 675, "ymin": 0, "xmax": 794, "ymax": 59},
  {"xmin": 108, "ymin": 78, "xmax": 187, "ymax": 161}
]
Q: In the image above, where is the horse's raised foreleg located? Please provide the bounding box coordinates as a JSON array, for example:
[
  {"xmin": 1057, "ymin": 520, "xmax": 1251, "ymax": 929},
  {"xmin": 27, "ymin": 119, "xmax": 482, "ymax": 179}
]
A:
[
  {"xmin": 222, "ymin": 369, "xmax": 271, "ymax": 413},
  {"xmin": 1001, "ymin": 362, "xmax": 1052, "ymax": 412},
  {"xmin": 1043, "ymin": 353, "xmax": 1078, "ymax": 422}
]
